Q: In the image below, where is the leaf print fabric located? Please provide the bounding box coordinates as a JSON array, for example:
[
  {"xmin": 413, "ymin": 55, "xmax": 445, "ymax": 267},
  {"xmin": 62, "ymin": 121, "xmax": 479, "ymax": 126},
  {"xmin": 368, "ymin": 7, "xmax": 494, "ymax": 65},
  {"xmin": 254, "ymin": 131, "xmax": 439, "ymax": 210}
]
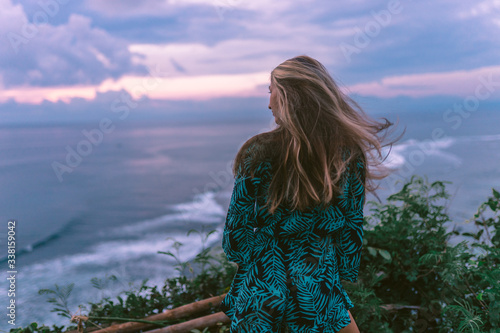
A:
[{"xmin": 221, "ymin": 150, "xmax": 365, "ymax": 333}]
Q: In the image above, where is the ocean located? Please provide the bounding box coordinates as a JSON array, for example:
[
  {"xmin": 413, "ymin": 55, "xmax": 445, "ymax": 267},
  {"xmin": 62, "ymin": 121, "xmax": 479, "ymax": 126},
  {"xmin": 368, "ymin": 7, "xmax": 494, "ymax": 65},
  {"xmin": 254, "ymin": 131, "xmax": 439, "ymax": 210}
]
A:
[{"xmin": 1, "ymin": 109, "xmax": 499, "ymax": 329}]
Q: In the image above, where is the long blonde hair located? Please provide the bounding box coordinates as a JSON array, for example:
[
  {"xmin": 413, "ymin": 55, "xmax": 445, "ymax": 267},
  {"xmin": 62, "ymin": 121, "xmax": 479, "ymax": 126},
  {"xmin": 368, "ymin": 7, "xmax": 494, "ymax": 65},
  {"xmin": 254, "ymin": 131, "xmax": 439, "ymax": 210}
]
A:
[{"xmin": 234, "ymin": 55, "xmax": 403, "ymax": 214}]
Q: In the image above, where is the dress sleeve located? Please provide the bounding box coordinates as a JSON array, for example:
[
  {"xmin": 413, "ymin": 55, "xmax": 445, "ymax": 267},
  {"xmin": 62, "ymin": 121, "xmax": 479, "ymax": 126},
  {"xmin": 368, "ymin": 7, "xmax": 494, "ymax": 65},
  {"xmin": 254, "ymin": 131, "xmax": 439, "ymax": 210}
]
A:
[
  {"xmin": 222, "ymin": 159, "xmax": 269, "ymax": 266},
  {"xmin": 338, "ymin": 155, "xmax": 366, "ymax": 282}
]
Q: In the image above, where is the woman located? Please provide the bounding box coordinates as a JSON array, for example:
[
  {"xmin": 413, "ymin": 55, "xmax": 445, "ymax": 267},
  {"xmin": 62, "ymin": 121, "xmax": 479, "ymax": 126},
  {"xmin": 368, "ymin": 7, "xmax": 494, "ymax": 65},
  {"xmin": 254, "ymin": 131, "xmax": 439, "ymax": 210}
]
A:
[{"xmin": 220, "ymin": 55, "xmax": 401, "ymax": 332}]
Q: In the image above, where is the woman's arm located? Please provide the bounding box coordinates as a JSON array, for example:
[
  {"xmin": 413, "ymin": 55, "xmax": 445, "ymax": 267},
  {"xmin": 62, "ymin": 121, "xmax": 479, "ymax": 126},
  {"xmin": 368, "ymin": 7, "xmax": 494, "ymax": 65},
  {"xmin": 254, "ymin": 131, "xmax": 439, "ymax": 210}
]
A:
[
  {"xmin": 338, "ymin": 155, "xmax": 366, "ymax": 282},
  {"xmin": 222, "ymin": 149, "xmax": 272, "ymax": 263},
  {"xmin": 339, "ymin": 311, "xmax": 360, "ymax": 333},
  {"xmin": 222, "ymin": 173, "xmax": 259, "ymax": 266}
]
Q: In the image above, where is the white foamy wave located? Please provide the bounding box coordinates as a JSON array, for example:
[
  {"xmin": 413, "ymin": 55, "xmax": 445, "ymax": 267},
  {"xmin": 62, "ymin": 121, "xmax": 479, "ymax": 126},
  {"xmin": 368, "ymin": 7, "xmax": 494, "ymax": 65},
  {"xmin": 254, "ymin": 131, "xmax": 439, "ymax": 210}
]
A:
[
  {"xmin": 27, "ymin": 226, "xmax": 224, "ymax": 274},
  {"xmin": 23, "ymin": 189, "xmax": 226, "ymax": 279},
  {"xmin": 109, "ymin": 191, "xmax": 226, "ymax": 236},
  {"xmin": 383, "ymin": 134, "xmax": 500, "ymax": 169},
  {"xmin": 171, "ymin": 191, "xmax": 226, "ymax": 219},
  {"xmin": 382, "ymin": 136, "xmax": 462, "ymax": 169},
  {"xmin": 381, "ymin": 146, "xmax": 406, "ymax": 169},
  {"xmin": 26, "ymin": 235, "xmax": 172, "ymax": 273},
  {"xmin": 456, "ymin": 133, "xmax": 500, "ymax": 143},
  {"xmin": 4, "ymin": 225, "xmax": 224, "ymax": 327}
]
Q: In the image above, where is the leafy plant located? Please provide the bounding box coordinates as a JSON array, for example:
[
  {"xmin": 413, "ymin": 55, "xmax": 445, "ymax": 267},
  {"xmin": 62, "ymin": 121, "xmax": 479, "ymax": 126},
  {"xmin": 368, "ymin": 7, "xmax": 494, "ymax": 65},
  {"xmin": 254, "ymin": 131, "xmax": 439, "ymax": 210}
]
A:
[
  {"xmin": 7, "ymin": 322, "xmax": 67, "ymax": 333},
  {"xmin": 38, "ymin": 284, "xmax": 75, "ymax": 319},
  {"xmin": 345, "ymin": 175, "xmax": 500, "ymax": 332},
  {"xmin": 11, "ymin": 176, "xmax": 500, "ymax": 333}
]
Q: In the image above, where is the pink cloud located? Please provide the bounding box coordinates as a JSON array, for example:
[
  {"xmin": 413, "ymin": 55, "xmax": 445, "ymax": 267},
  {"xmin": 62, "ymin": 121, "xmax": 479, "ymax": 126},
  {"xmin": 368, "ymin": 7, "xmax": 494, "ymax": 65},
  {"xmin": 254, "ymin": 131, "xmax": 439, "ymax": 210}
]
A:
[
  {"xmin": 2, "ymin": 64, "xmax": 499, "ymax": 105},
  {"xmin": 347, "ymin": 65, "xmax": 500, "ymax": 98},
  {"xmin": 0, "ymin": 72, "xmax": 270, "ymax": 104}
]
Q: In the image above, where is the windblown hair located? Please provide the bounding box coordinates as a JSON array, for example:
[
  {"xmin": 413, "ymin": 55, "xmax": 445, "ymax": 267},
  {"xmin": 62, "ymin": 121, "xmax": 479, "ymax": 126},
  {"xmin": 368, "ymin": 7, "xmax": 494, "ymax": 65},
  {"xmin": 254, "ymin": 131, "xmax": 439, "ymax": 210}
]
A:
[{"xmin": 233, "ymin": 55, "xmax": 404, "ymax": 214}]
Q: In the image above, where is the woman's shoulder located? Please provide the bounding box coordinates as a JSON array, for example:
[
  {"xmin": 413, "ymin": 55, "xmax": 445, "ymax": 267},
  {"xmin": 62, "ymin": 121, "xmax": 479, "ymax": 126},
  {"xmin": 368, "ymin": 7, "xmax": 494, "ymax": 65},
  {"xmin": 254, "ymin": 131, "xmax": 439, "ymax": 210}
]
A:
[
  {"xmin": 342, "ymin": 147, "xmax": 366, "ymax": 171},
  {"xmin": 235, "ymin": 134, "xmax": 275, "ymax": 179},
  {"xmin": 243, "ymin": 133, "xmax": 277, "ymax": 162}
]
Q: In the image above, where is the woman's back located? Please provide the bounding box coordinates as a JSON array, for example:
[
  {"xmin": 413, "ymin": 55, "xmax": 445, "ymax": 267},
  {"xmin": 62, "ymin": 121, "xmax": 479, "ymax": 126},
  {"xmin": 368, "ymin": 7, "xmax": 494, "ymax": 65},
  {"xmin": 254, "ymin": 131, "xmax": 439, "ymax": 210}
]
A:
[{"xmin": 221, "ymin": 143, "xmax": 365, "ymax": 332}]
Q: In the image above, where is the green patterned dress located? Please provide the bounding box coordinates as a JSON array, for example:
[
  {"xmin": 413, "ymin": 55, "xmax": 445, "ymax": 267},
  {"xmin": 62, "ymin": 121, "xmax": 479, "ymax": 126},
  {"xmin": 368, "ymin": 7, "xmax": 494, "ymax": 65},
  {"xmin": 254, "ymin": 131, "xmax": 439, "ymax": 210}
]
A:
[{"xmin": 220, "ymin": 150, "xmax": 365, "ymax": 333}]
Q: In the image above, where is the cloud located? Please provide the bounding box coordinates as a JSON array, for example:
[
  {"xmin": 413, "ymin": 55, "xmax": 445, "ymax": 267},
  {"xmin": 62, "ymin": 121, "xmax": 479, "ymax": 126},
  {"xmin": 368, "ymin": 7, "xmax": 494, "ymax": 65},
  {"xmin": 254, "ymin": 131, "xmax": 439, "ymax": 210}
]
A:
[
  {"xmin": 99, "ymin": 71, "xmax": 271, "ymax": 100},
  {"xmin": 456, "ymin": 0, "xmax": 500, "ymax": 29},
  {"xmin": 85, "ymin": 0, "xmax": 288, "ymax": 18},
  {"xmin": 4, "ymin": 64, "xmax": 500, "ymax": 106},
  {"xmin": 0, "ymin": 70, "xmax": 270, "ymax": 104},
  {"xmin": 127, "ymin": 40, "xmax": 319, "ymax": 78},
  {"xmin": 347, "ymin": 65, "xmax": 500, "ymax": 98},
  {"xmin": 3, "ymin": 86, "xmax": 499, "ymax": 126},
  {"xmin": 0, "ymin": 0, "xmax": 147, "ymax": 88},
  {"xmin": 456, "ymin": 0, "xmax": 500, "ymax": 19},
  {"xmin": 0, "ymin": 90, "xmax": 273, "ymax": 125},
  {"xmin": 0, "ymin": 85, "xmax": 97, "ymax": 104},
  {"xmin": 2, "ymin": 0, "xmax": 500, "ymax": 109},
  {"xmin": 85, "ymin": 0, "xmax": 179, "ymax": 18}
]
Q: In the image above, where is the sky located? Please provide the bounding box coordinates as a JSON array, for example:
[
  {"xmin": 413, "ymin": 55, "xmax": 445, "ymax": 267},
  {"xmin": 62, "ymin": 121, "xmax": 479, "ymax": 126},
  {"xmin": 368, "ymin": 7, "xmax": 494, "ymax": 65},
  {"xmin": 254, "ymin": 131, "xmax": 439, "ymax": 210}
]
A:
[{"xmin": 1, "ymin": 0, "xmax": 499, "ymax": 124}]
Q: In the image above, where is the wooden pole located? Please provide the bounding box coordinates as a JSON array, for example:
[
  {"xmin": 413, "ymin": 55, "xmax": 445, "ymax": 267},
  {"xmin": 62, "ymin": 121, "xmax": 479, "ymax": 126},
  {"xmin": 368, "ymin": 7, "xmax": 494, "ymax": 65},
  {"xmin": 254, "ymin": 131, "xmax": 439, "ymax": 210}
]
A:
[
  {"xmin": 86, "ymin": 294, "xmax": 226, "ymax": 333},
  {"xmin": 146, "ymin": 312, "xmax": 230, "ymax": 333}
]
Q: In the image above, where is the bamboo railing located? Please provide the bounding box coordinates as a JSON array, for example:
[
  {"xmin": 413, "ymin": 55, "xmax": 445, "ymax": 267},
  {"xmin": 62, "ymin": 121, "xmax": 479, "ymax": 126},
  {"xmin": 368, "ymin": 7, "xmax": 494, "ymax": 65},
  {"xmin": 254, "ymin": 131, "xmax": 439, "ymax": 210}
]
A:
[
  {"xmin": 70, "ymin": 294, "xmax": 229, "ymax": 333},
  {"xmin": 68, "ymin": 293, "xmax": 421, "ymax": 333}
]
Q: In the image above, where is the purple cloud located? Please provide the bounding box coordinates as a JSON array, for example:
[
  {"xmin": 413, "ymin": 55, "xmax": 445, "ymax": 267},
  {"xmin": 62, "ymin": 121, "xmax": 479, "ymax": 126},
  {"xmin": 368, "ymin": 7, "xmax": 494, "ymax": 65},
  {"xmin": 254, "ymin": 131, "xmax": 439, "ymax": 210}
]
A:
[{"xmin": 0, "ymin": 0, "xmax": 147, "ymax": 88}]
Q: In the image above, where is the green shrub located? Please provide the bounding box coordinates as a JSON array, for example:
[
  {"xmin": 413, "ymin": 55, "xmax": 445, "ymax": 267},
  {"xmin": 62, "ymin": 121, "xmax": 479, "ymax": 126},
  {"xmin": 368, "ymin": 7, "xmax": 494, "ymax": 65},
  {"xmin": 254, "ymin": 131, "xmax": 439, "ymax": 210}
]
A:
[
  {"xmin": 345, "ymin": 175, "xmax": 500, "ymax": 332},
  {"xmin": 10, "ymin": 175, "xmax": 500, "ymax": 333}
]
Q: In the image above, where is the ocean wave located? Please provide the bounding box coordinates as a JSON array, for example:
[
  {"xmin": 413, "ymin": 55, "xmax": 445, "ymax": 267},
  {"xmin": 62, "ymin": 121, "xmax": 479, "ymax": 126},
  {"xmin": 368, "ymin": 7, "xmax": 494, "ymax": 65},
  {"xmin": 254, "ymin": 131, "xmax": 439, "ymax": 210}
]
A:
[
  {"xmin": 3, "ymin": 190, "xmax": 227, "ymax": 324},
  {"xmin": 0, "ymin": 217, "xmax": 80, "ymax": 263},
  {"xmin": 25, "ymin": 228, "xmax": 222, "ymax": 272},
  {"xmin": 108, "ymin": 191, "xmax": 226, "ymax": 236},
  {"xmin": 0, "ymin": 222, "xmax": 224, "ymax": 328},
  {"xmin": 382, "ymin": 135, "xmax": 461, "ymax": 169},
  {"xmin": 381, "ymin": 131, "xmax": 500, "ymax": 171},
  {"xmin": 6, "ymin": 190, "xmax": 226, "ymax": 281},
  {"xmin": 455, "ymin": 133, "xmax": 500, "ymax": 143}
]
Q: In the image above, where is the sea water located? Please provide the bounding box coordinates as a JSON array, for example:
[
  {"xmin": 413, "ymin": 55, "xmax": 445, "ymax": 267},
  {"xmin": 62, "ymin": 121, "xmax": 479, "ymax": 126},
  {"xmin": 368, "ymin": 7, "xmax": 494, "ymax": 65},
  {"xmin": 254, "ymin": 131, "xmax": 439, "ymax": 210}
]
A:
[{"xmin": 0, "ymin": 109, "xmax": 499, "ymax": 328}]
